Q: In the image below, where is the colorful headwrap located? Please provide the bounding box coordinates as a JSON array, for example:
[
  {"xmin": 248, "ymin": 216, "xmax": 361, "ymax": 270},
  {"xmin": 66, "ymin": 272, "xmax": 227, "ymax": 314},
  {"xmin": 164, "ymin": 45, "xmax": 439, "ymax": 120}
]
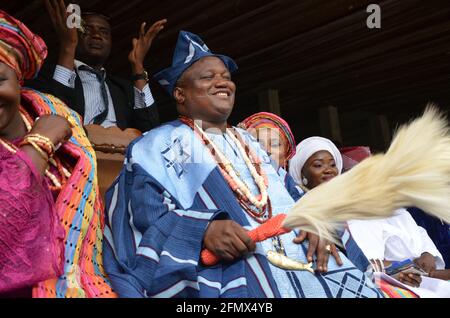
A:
[
  {"xmin": 0, "ymin": 10, "xmax": 47, "ymax": 83},
  {"xmin": 154, "ymin": 30, "xmax": 238, "ymax": 96},
  {"xmin": 238, "ymin": 112, "xmax": 297, "ymax": 161}
]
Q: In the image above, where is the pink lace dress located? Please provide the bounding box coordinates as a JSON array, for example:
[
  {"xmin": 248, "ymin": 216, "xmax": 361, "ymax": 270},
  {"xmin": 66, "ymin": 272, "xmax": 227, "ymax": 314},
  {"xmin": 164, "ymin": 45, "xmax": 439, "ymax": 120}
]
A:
[{"xmin": 0, "ymin": 143, "xmax": 64, "ymax": 296}]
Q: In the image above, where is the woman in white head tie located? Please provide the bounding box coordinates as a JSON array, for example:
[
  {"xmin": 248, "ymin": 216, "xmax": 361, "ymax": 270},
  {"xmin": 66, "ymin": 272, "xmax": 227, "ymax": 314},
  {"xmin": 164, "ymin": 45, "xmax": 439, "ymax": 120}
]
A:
[
  {"xmin": 289, "ymin": 136, "xmax": 343, "ymax": 191},
  {"xmin": 288, "ymin": 136, "xmax": 450, "ymax": 298}
]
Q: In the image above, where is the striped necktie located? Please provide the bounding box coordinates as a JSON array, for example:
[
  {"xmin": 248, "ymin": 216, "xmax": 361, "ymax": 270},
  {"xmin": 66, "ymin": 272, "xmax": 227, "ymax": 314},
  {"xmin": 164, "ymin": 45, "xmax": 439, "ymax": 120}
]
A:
[{"xmin": 78, "ymin": 65, "xmax": 109, "ymax": 124}]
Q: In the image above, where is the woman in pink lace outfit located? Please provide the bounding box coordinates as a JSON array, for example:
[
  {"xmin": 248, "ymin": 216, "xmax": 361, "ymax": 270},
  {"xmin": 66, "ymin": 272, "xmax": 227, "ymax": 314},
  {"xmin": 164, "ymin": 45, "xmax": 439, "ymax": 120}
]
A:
[{"xmin": 0, "ymin": 11, "xmax": 72, "ymax": 296}]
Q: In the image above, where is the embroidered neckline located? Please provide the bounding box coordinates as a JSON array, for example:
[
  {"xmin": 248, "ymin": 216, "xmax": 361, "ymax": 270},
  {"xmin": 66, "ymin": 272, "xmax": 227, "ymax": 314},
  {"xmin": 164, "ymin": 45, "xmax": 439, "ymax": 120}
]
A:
[{"xmin": 180, "ymin": 116, "xmax": 272, "ymax": 223}]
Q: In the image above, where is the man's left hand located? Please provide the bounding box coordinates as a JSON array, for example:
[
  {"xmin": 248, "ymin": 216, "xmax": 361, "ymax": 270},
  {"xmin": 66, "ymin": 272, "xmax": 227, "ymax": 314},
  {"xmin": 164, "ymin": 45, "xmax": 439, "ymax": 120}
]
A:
[
  {"xmin": 293, "ymin": 231, "xmax": 343, "ymax": 273},
  {"xmin": 414, "ymin": 252, "xmax": 436, "ymax": 274},
  {"xmin": 129, "ymin": 18, "xmax": 167, "ymax": 73}
]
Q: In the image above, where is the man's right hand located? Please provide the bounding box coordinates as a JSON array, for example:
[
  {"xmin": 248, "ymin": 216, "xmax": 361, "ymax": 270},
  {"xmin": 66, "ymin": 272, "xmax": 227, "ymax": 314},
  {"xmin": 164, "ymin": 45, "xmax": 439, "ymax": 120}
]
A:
[
  {"xmin": 44, "ymin": 0, "xmax": 78, "ymax": 69},
  {"xmin": 203, "ymin": 220, "xmax": 256, "ymax": 262}
]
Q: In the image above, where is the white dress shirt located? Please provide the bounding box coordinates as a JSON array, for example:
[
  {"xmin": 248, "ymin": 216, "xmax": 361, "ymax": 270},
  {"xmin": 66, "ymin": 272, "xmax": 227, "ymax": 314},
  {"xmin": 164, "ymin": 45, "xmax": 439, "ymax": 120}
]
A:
[{"xmin": 53, "ymin": 60, "xmax": 155, "ymax": 127}]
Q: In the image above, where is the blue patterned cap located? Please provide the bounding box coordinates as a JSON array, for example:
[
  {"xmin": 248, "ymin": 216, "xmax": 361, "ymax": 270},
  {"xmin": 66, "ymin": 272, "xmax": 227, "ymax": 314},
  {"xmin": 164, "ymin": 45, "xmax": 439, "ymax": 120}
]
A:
[{"xmin": 153, "ymin": 31, "xmax": 238, "ymax": 97}]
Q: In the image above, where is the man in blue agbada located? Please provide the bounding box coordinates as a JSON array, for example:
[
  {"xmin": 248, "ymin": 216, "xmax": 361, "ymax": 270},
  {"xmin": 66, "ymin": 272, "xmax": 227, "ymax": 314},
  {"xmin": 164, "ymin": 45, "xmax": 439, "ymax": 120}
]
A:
[{"xmin": 102, "ymin": 31, "xmax": 383, "ymax": 298}]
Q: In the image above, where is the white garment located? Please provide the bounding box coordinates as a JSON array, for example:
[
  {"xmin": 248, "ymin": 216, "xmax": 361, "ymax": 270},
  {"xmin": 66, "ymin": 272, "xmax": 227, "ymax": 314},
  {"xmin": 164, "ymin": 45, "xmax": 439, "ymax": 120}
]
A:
[
  {"xmin": 348, "ymin": 208, "xmax": 449, "ymax": 297},
  {"xmin": 348, "ymin": 208, "xmax": 444, "ymax": 269}
]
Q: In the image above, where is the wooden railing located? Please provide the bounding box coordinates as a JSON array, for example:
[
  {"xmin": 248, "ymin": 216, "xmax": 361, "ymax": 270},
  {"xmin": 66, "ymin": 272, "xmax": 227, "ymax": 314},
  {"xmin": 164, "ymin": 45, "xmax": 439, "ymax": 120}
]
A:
[{"xmin": 85, "ymin": 125, "xmax": 142, "ymax": 200}]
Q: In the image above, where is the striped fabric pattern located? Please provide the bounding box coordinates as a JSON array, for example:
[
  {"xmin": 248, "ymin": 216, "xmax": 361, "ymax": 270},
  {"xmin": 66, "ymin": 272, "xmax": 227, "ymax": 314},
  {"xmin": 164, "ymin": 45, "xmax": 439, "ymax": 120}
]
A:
[
  {"xmin": 378, "ymin": 278, "xmax": 418, "ymax": 298},
  {"xmin": 19, "ymin": 88, "xmax": 116, "ymax": 298}
]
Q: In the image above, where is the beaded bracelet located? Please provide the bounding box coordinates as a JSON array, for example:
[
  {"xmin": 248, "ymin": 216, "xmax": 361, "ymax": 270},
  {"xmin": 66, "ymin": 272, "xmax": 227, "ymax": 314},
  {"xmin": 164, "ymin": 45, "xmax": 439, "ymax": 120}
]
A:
[
  {"xmin": 19, "ymin": 134, "xmax": 56, "ymax": 159},
  {"xmin": 26, "ymin": 134, "xmax": 55, "ymax": 153},
  {"xmin": 19, "ymin": 139, "xmax": 49, "ymax": 161}
]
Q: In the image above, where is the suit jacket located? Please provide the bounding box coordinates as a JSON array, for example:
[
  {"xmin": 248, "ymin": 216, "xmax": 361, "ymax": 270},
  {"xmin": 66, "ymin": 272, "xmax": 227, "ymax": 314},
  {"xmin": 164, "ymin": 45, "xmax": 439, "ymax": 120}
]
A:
[{"xmin": 26, "ymin": 62, "xmax": 160, "ymax": 132}]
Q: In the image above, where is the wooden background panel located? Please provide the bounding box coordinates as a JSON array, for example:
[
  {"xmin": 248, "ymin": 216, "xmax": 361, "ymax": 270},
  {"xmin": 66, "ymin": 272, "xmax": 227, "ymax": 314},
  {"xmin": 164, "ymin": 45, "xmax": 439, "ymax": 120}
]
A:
[{"xmin": 5, "ymin": 0, "xmax": 450, "ymax": 151}]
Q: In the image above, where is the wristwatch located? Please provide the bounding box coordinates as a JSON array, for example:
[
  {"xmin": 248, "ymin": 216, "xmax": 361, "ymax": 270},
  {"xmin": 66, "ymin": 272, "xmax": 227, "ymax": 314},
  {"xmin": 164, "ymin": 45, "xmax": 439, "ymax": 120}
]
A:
[{"xmin": 132, "ymin": 70, "xmax": 149, "ymax": 82}]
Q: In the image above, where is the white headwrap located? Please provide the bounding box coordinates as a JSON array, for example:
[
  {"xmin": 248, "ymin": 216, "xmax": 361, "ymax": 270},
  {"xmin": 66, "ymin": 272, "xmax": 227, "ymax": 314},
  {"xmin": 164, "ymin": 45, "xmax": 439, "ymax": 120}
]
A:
[{"xmin": 288, "ymin": 136, "xmax": 343, "ymax": 185}]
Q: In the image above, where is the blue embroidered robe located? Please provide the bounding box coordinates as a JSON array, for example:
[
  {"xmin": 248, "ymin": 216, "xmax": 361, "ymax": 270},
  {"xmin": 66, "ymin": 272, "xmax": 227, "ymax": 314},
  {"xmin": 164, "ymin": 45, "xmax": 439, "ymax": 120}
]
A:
[{"xmin": 102, "ymin": 120, "xmax": 382, "ymax": 298}]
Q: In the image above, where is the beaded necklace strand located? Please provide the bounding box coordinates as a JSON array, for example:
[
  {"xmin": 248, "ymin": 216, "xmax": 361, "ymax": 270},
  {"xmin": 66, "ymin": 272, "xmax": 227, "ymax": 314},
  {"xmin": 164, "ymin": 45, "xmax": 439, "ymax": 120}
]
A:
[{"xmin": 180, "ymin": 116, "xmax": 272, "ymax": 223}]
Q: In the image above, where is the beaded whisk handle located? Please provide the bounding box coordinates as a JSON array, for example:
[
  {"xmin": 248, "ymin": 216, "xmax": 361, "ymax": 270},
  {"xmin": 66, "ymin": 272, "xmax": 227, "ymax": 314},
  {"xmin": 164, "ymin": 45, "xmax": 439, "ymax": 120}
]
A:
[{"xmin": 201, "ymin": 214, "xmax": 290, "ymax": 266}]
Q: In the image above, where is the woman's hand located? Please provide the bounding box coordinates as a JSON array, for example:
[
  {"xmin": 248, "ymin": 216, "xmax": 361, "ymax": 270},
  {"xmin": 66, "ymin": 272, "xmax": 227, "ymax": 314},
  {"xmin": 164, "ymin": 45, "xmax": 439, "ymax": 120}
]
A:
[
  {"xmin": 293, "ymin": 231, "xmax": 343, "ymax": 273},
  {"xmin": 30, "ymin": 115, "xmax": 72, "ymax": 147}
]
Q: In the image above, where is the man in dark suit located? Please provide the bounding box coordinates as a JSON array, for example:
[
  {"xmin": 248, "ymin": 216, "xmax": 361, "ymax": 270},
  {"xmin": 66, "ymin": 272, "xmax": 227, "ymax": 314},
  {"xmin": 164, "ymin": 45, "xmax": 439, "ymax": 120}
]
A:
[{"xmin": 27, "ymin": 0, "xmax": 166, "ymax": 132}]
